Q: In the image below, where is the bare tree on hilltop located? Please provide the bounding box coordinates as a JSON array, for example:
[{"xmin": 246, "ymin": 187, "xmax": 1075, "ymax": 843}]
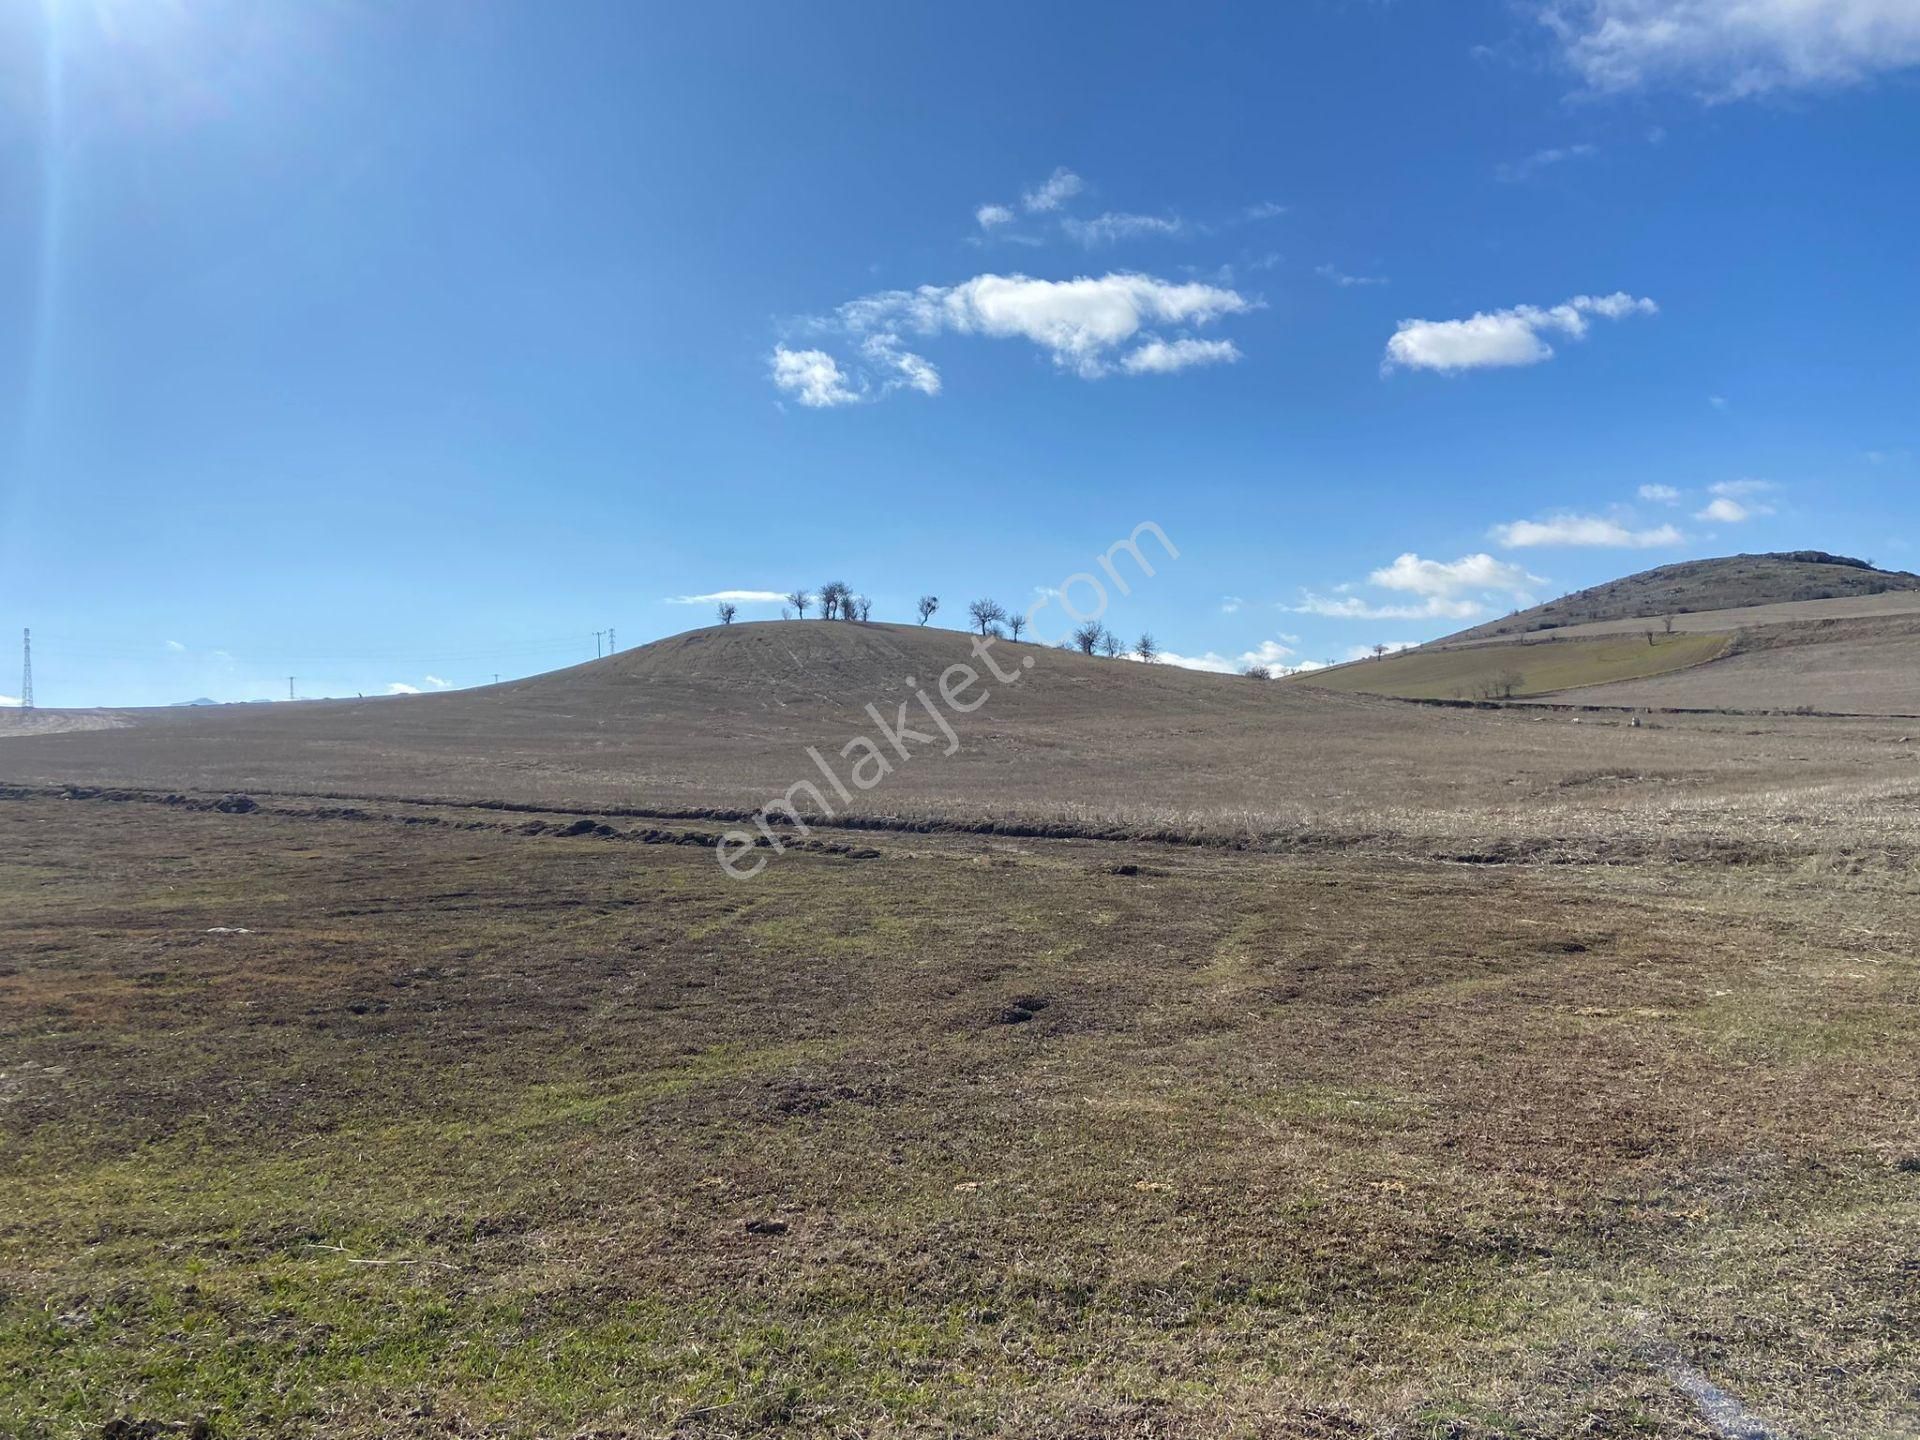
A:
[
  {"xmin": 854, "ymin": 595, "xmax": 873, "ymax": 621},
  {"xmin": 1135, "ymin": 633, "xmax": 1157, "ymax": 663},
  {"xmin": 785, "ymin": 589, "xmax": 810, "ymax": 620},
  {"xmin": 916, "ymin": 595, "xmax": 939, "ymax": 625},
  {"xmin": 1242, "ymin": 663, "xmax": 1272, "ymax": 680},
  {"xmin": 1071, "ymin": 621, "xmax": 1103, "ymax": 655},
  {"xmin": 1006, "ymin": 611, "xmax": 1028, "ymax": 641},
  {"xmin": 967, "ymin": 598, "xmax": 1006, "ymax": 636},
  {"xmin": 819, "ymin": 581, "xmax": 852, "ymax": 620},
  {"xmin": 1099, "ymin": 628, "xmax": 1123, "ymax": 658},
  {"xmin": 716, "ymin": 602, "xmax": 738, "ymax": 626}
]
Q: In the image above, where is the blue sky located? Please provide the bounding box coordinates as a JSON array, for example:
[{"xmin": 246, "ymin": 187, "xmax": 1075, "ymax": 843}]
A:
[{"xmin": 2, "ymin": 0, "xmax": 1917, "ymax": 704}]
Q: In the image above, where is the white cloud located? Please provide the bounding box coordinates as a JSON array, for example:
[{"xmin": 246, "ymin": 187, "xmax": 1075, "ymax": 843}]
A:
[
  {"xmin": 1495, "ymin": 143, "xmax": 1598, "ymax": 182},
  {"xmin": 1238, "ymin": 639, "xmax": 1299, "ymax": 668},
  {"xmin": 1384, "ymin": 292, "xmax": 1657, "ymax": 373},
  {"xmin": 1146, "ymin": 642, "xmax": 1299, "ymax": 675},
  {"xmin": 1292, "ymin": 593, "xmax": 1488, "ymax": 622},
  {"xmin": 1244, "ymin": 201, "xmax": 1289, "ymax": 221},
  {"xmin": 826, "ymin": 270, "xmax": 1253, "ymax": 384},
  {"xmin": 386, "ymin": 682, "xmax": 422, "ymax": 696},
  {"xmin": 790, "ymin": 166, "xmax": 1256, "ymax": 403},
  {"xmin": 862, "ymin": 333, "xmax": 942, "ymax": 396},
  {"xmin": 1695, "ymin": 480, "xmax": 1777, "ymax": 523},
  {"xmin": 0, "ymin": 694, "xmax": 20, "ymax": 708},
  {"xmin": 770, "ymin": 346, "xmax": 861, "ymax": 408},
  {"xmin": 979, "ymin": 170, "xmax": 1190, "ymax": 248},
  {"xmin": 1120, "ymin": 337, "xmax": 1242, "ymax": 375},
  {"xmin": 1709, "ymin": 394, "xmax": 1729, "ymax": 409},
  {"xmin": 1345, "ymin": 641, "xmax": 1419, "ymax": 661},
  {"xmin": 1220, "ymin": 596, "xmax": 1246, "ymax": 614},
  {"xmin": 1316, "ymin": 263, "xmax": 1389, "ymax": 288},
  {"xmin": 1638, "ymin": 483, "xmax": 1681, "ymax": 504},
  {"xmin": 1696, "ymin": 497, "xmax": 1751, "ymax": 522},
  {"xmin": 1022, "ymin": 167, "xmax": 1085, "ymax": 213},
  {"xmin": 1369, "ymin": 552, "xmax": 1545, "ymax": 604},
  {"xmin": 164, "ymin": 639, "xmax": 187, "ymax": 653},
  {"xmin": 425, "ymin": 675, "xmax": 450, "ymax": 689},
  {"xmin": 1062, "ymin": 212, "xmax": 1185, "ymax": 246},
  {"xmin": 1151, "ymin": 650, "xmax": 1240, "ymax": 674},
  {"xmin": 667, "ymin": 589, "xmax": 789, "ymax": 605},
  {"xmin": 1544, "ymin": 0, "xmax": 1920, "ymax": 98},
  {"xmin": 1287, "ymin": 550, "xmax": 1546, "ymax": 625},
  {"xmin": 1492, "ymin": 514, "xmax": 1684, "ymax": 548}
]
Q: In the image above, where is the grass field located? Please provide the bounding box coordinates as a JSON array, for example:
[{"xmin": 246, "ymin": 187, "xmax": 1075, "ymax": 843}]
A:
[
  {"xmin": 4, "ymin": 623, "xmax": 1913, "ymax": 856},
  {"xmin": 1296, "ymin": 633, "xmax": 1731, "ymax": 702},
  {"xmin": 1547, "ymin": 616, "xmax": 1920, "ymax": 715},
  {"xmin": 1441, "ymin": 588, "xmax": 1920, "ymax": 647},
  {"xmin": 6, "ymin": 623, "xmax": 1920, "ymax": 1438},
  {"xmin": 4, "ymin": 792, "xmax": 1918, "ymax": 1439}
]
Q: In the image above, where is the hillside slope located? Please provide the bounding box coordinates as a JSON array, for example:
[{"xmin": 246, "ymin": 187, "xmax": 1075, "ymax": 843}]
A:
[
  {"xmin": 1548, "ymin": 613, "xmax": 1920, "ymax": 713},
  {"xmin": 2, "ymin": 619, "xmax": 1906, "ymax": 845},
  {"xmin": 1445, "ymin": 552, "xmax": 1920, "ymax": 643},
  {"xmin": 1301, "ymin": 631, "xmax": 1730, "ymax": 702}
]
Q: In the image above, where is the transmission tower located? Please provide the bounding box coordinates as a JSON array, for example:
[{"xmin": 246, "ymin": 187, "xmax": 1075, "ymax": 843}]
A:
[{"xmin": 19, "ymin": 629, "xmax": 32, "ymax": 709}]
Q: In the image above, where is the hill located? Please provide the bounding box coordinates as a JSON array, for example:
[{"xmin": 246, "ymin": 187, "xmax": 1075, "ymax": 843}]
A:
[
  {"xmin": 1445, "ymin": 552, "xmax": 1920, "ymax": 643},
  {"xmin": 10, "ymin": 622, "xmax": 1920, "ymax": 1440},
  {"xmin": 2, "ymin": 618, "xmax": 1908, "ymax": 852},
  {"xmin": 1297, "ymin": 554, "xmax": 1920, "ymax": 713},
  {"xmin": 1550, "ymin": 611, "xmax": 1920, "ymax": 713}
]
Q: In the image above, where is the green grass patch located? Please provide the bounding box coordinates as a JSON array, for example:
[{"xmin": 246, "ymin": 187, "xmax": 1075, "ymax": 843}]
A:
[{"xmin": 1298, "ymin": 632, "xmax": 1731, "ymax": 701}]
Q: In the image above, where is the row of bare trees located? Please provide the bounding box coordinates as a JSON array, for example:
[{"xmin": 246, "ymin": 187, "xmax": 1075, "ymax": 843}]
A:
[
  {"xmin": 745, "ymin": 584, "xmax": 872, "ymax": 624},
  {"xmin": 1066, "ymin": 621, "xmax": 1157, "ymax": 661},
  {"xmin": 718, "ymin": 591, "xmax": 1157, "ymax": 667},
  {"xmin": 959, "ymin": 601, "xmax": 1142, "ymax": 655}
]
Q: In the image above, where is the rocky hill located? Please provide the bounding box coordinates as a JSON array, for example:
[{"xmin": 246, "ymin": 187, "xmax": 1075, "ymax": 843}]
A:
[{"xmin": 1445, "ymin": 552, "xmax": 1920, "ymax": 642}]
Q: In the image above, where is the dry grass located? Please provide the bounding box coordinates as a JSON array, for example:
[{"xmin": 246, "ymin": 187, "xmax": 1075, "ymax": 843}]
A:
[
  {"xmin": 3, "ymin": 793, "xmax": 1919, "ymax": 1438},
  {"xmin": 1452, "ymin": 587, "xmax": 1920, "ymax": 646},
  {"xmin": 1295, "ymin": 632, "xmax": 1730, "ymax": 702},
  {"xmin": 1448, "ymin": 553, "xmax": 1920, "ymax": 642},
  {"xmin": 1553, "ymin": 616, "xmax": 1920, "ymax": 715},
  {"xmin": 3, "ymin": 623, "xmax": 1917, "ymax": 855},
  {"xmin": 5, "ymin": 625, "xmax": 1920, "ymax": 1437}
]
